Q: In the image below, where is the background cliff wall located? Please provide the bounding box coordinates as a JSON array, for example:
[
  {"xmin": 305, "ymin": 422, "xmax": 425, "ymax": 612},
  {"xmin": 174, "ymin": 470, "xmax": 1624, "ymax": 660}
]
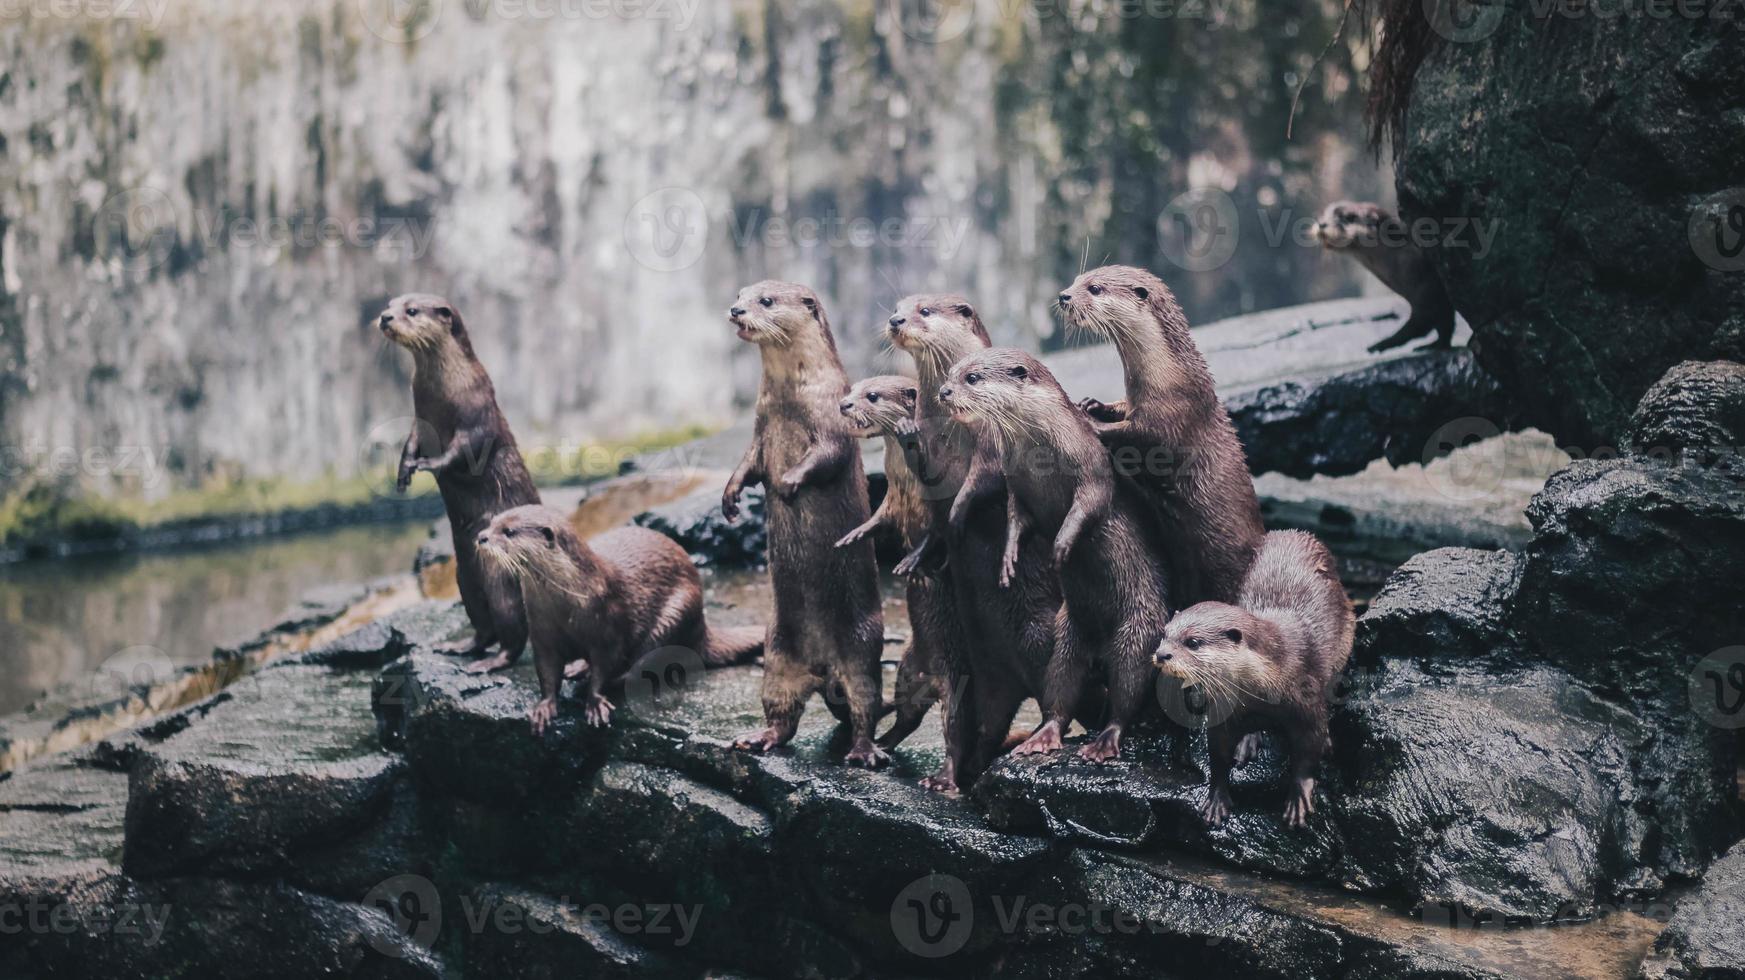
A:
[{"xmin": 0, "ymin": 0, "xmax": 1377, "ymax": 511}]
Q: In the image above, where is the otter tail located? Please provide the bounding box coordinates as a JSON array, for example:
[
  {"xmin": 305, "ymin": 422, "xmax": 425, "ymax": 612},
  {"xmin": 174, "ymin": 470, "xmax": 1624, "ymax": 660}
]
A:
[{"xmin": 700, "ymin": 624, "xmax": 765, "ymax": 667}]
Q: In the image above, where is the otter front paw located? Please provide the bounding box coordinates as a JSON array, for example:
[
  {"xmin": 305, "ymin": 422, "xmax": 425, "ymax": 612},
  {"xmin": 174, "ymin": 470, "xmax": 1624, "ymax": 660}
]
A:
[
  {"xmin": 1013, "ymin": 721, "xmax": 1063, "ymax": 756},
  {"xmin": 562, "ymin": 659, "xmax": 590, "ymax": 680},
  {"xmin": 999, "ymin": 548, "xmax": 1020, "ymax": 588},
  {"xmin": 835, "ymin": 523, "xmax": 873, "ymax": 549},
  {"xmin": 775, "ymin": 473, "xmax": 804, "ymax": 501},
  {"xmin": 582, "ymin": 694, "xmax": 614, "ymax": 728},
  {"xmin": 395, "ymin": 459, "xmax": 416, "ymax": 494},
  {"xmin": 461, "ymin": 653, "xmax": 513, "ymax": 675},
  {"xmin": 720, "ymin": 490, "xmax": 742, "ymax": 523},
  {"xmin": 1078, "ymin": 727, "xmax": 1122, "ymax": 764},
  {"xmin": 844, "ymin": 738, "xmax": 890, "ymax": 770},
  {"xmin": 528, "ymin": 699, "xmax": 559, "ymax": 736},
  {"xmin": 1079, "ymin": 398, "xmax": 1126, "ymax": 423},
  {"xmin": 919, "ymin": 771, "xmax": 960, "ymax": 795},
  {"xmin": 732, "ymin": 727, "xmax": 786, "ymax": 753},
  {"xmin": 1283, "ymin": 777, "xmax": 1316, "ymax": 828}
]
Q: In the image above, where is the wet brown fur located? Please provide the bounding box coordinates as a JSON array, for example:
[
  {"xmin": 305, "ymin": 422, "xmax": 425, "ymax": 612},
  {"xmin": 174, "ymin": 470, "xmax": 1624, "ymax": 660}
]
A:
[
  {"xmin": 940, "ymin": 349, "xmax": 1170, "ymax": 765},
  {"xmin": 378, "ymin": 293, "xmax": 539, "ymax": 668},
  {"xmin": 1157, "ymin": 530, "xmax": 1354, "ymax": 827},
  {"xmin": 476, "ymin": 505, "xmax": 765, "ymax": 735},
  {"xmin": 1316, "ymin": 201, "xmax": 1455, "ymax": 353},
  {"xmin": 837, "ymin": 376, "xmax": 952, "ymax": 750},
  {"xmin": 723, "ymin": 281, "xmax": 887, "ymax": 768},
  {"xmin": 1057, "ymin": 266, "xmax": 1266, "ymax": 608},
  {"xmin": 888, "ymin": 297, "xmax": 1067, "ymax": 791}
]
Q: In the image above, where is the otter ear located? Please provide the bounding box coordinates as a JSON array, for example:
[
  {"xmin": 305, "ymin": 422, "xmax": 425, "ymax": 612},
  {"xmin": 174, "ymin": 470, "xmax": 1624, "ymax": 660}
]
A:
[
  {"xmin": 1008, "ymin": 364, "xmax": 1028, "ymax": 380},
  {"xmin": 953, "ymin": 303, "xmax": 975, "ymax": 319},
  {"xmin": 800, "ymin": 295, "xmax": 819, "ymax": 318},
  {"xmin": 1132, "ymin": 285, "xmax": 1149, "ymax": 301},
  {"xmin": 902, "ymin": 386, "xmax": 919, "ymax": 406},
  {"xmin": 539, "ymin": 526, "xmax": 556, "ymax": 546},
  {"xmin": 1225, "ymin": 628, "xmax": 1242, "ymax": 645}
]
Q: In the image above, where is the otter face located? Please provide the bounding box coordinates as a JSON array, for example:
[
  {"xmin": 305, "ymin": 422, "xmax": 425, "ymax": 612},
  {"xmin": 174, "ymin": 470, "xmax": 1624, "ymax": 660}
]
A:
[
  {"xmin": 887, "ymin": 294, "xmax": 987, "ymax": 356},
  {"xmin": 474, "ymin": 505, "xmax": 563, "ymax": 574},
  {"xmin": 1314, "ymin": 201, "xmax": 1387, "ymax": 250},
  {"xmin": 728, "ymin": 280, "xmax": 826, "ymax": 347},
  {"xmin": 378, "ymin": 293, "xmax": 458, "ymax": 351},
  {"xmin": 1155, "ymin": 602, "xmax": 1270, "ymax": 702},
  {"xmin": 1056, "ymin": 266, "xmax": 1165, "ymax": 341},
  {"xmin": 839, "ymin": 376, "xmax": 919, "ymax": 438},
  {"xmin": 937, "ymin": 348, "xmax": 1044, "ymax": 432}
]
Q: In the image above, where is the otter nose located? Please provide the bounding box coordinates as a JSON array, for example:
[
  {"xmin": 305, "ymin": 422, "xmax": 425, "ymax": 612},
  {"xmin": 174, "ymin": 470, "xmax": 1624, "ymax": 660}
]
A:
[
  {"xmin": 729, "ymin": 306, "xmax": 746, "ymax": 318},
  {"xmin": 839, "ymin": 400, "xmax": 853, "ymax": 415},
  {"xmin": 379, "ymin": 313, "xmax": 392, "ymax": 327},
  {"xmin": 888, "ymin": 315, "xmax": 905, "ymax": 328},
  {"xmin": 1058, "ymin": 293, "xmax": 1072, "ymax": 306},
  {"xmin": 476, "ymin": 533, "xmax": 488, "ymax": 547},
  {"xmin": 938, "ymin": 385, "xmax": 954, "ymax": 400},
  {"xmin": 1154, "ymin": 650, "xmax": 1172, "ymax": 665}
]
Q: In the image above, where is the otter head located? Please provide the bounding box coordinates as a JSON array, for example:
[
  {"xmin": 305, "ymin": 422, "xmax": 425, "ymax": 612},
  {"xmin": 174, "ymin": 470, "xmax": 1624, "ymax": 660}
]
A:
[
  {"xmin": 886, "ymin": 294, "xmax": 990, "ymax": 362},
  {"xmin": 1056, "ymin": 265, "xmax": 1176, "ymax": 343},
  {"xmin": 727, "ymin": 280, "xmax": 837, "ymax": 353},
  {"xmin": 378, "ymin": 293, "xmax": 467, "ymax": 353},
  {"xmin": 474, "ymin": 505, "xmax": 570, "ymax": 575},
  {"xmin": 1155, "ymin": 602, "xmax": 1274, "ymax": 704},
  {"xmin": 937, "ymin": 347, "xmax": 1057, "ymax": 437},
  {"xmin": 839, "ymin": 376, "xmax": 919, "ymax": 438},
  {"xmin": 1314, "ymin": 201, "xmax": 1389, "ymax": 250}
]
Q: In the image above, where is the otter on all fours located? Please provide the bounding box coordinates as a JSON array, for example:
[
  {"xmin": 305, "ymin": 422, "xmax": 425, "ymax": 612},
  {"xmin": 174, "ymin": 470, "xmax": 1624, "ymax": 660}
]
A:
[
  {"xmin": 722, "ymin": 281, "xmax": 888, "ymax": 769},
  {"xmin": 475, "ymin": 505, "xmax": 765, "ymax": 735},
  {"xmin": 835, "ymin": 375, "xmax": 950, "ymax": 751},
  {"xmin": 1156, "ymin": 530, "xmax": 1354, "ymax": 828},
  {"xmin": 1315, "ymin": 201, "xmax": 1457, "ymax": 353},
  {"xmin": 1057, "ymin": 265, "xmax": 1265, "ymax": 611},
  {"xmin": 378, "ymin": 294, "xmax": 539, "ymax": 672},
  {"xmin": 940, "ymin": 348, "xmax": 1171, "ymax": 765}
]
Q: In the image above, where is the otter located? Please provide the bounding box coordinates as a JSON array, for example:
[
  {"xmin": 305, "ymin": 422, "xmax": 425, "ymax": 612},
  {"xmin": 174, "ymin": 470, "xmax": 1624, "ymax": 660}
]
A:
[
  {"xmin": 939, "ymin": 348, "xmax": 1170, "ymax": 764},
  {"xmin": 722, "ymin": 281, "xmax": 887, "ymax": 768},
  {"xmin": 887, "ymin": 296, "xmax": 1065, "ymax": 792},
  {"xmin": 835, "ymin": 376, "xmax": 951, "ymax": 750},
  {"xmin": 378, "ymin": 294, "xmax": 539, "ymax": 672},
  {"xmin": 475, "ymin": 505, "xmax": 765, "ymax": 735},
  {"xmin": 1057, "ymin": 265, "xmax": 1266, "ymax": 609},
  {"xmin": 1155, "ymin": 529, "xmax": 1354, "ymax": 827},
  {"xmin": 1315, "ymin": 201, "xmax": 1456, "ymax": 353}
]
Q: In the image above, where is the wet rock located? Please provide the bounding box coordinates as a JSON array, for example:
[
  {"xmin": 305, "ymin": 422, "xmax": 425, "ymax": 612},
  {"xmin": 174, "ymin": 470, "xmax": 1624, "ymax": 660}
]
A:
[
  {"xmin": 1628, "ymin": 360, "xmax": 1745, "ymax": 459},
  {"xmin": 1390, "ymin": 9, "xmax": 1744, "ymax": 446},
  {"xmin": 1229, "ymin": 349, "xmax": 1521, "ymax": 479},
  {"xmin": 634, "ymin": 485, "xmax": 769, "ymax": 569},
  {"xmin": 0, "ymin": 753, "xmax": 127, "ymax": 915},
  {"xmin": 1639, "ymin": 840, "xmax": 1745, "ymax": 980},
  {"xmin": 1331, "ymin": 663, "xmax": 1654, "ymax": 921},
  {"xmin": 462, "ymin": 884, "xmax": 691, "ymax": 980},
  {"xmin": 290, "ymin": 620, "xmax": 412, "ymax": 670},
  {"xmin": 123, "ymin": 664, "xmax": 410, "ymax": 881},
  {"xmin": 272, "ymin": 581, "xmax": 376, "ymax": 634},
  {"xmin": 1355, "ymin": 548, "xmax": 1522, "ymax": 669}
]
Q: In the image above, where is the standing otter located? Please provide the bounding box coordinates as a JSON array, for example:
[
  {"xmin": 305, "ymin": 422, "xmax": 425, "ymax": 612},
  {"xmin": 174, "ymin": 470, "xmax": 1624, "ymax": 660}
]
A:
[
  {"xmin": 722, "ymin": 281, "xmax": 887, "ymax": 768},
  {"xmin": 887, "ymin": 296, "xmax": 1064, "ymax": 791},
  {"xmin": 836, "ymin": 376, "xmax": 952, "ymax": 749},
  {"xmin": 940, "ymin": 348, "xmax": 1170, "ymax": 764},
  {"xmin": 1315, "ymin": 201, "xmax": 1456, "ymax": 353},
  {"xmin": 1058, "ymin": 266, "xmax": 1265, "ymax": 609},
  {"xmin": 378, "ymin": 294, "xmax": 538, "ymax": 672},
  {"xmin": 1155, "ymin": 530, "xmax": 1354, "ymax": 827},
  {"xmin": 475, "ymin": 505, "xmax": 765, "ymax": 735}
]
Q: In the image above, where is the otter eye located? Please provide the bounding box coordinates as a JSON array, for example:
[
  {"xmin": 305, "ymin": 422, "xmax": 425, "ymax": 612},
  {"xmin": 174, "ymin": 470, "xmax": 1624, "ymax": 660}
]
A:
[
  {"xmin": 965, "ymin": 372, "xmax": 981, "ymax": 385},
  {"xmin": 407, "ymin": 307, "xmax": 420, "ymax": 317},
  {"xmin": 759, "ymin": 296, "xmax": 774, "ymax": 308},
  {"xmin": 867, "ymin": 392, "xmax": 880, "ymax": 403},
  {"xmin": 1185, "ymin": 637, "xmax": 1201, "ymax": 650},
  {"xmin": 505, "ymin": 527, "xmax": 517, "ymax": 537},
  {"xmin": 919, "ymin": 307, "xmax": 933, "ymax": 317},
  {"xmin": 1087, "ymin": 284, "xmax": 1102, "ymax": 296}
]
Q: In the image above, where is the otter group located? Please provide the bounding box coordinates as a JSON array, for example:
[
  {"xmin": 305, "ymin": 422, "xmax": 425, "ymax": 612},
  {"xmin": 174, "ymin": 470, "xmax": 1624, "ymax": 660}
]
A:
[{"xmin": 378, "ymin": 264, "xmax": 1355, "ymax": 827}]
